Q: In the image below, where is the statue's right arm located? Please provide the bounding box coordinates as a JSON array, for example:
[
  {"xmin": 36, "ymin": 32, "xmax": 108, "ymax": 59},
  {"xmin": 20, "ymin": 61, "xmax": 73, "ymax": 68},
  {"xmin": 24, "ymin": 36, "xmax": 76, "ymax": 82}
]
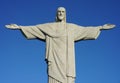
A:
[
  {"xmin": 5, "ymin": 24, "xmax": 21, "ymax": 30},
  {"xmin": 5, "ymin": 24, "xmax": 46, "ymax": 40}
]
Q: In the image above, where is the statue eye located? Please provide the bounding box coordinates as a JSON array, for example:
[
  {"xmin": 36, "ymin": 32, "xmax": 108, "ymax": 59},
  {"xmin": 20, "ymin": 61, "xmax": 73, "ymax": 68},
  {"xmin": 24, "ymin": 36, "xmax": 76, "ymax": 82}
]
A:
[{"xmin": 58, "ymin": 11, "xmax": 61, "ymax": 13}]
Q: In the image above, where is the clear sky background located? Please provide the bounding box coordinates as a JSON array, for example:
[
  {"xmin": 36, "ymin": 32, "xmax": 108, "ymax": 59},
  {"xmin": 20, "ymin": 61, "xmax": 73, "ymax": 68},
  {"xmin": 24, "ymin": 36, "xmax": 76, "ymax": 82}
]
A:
[{"xmin": 0, "ymin": 0, "xmax": 120, "ymax": 83}]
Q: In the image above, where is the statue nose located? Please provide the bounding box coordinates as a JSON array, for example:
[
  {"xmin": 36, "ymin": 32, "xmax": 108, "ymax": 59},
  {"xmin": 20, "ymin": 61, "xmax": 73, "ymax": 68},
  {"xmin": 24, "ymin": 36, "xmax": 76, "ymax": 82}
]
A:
[
  {"xmin": 59, "ymin": 13, "xmax": 62, "ymax": 16},
  {"xmin": 60, "ymin": 12, "xmax": 64, "ymax": 15}
]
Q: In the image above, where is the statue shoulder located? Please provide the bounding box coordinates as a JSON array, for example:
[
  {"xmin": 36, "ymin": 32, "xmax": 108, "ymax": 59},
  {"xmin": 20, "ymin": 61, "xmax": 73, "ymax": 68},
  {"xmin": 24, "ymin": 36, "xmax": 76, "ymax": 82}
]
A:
[
  {"xmin": 67, "ymin": 23, "xmax": 84, "ymax": 29},
  {"xmin": 36, "ymin": 22, "xmax": 56, "ymax": 27}
]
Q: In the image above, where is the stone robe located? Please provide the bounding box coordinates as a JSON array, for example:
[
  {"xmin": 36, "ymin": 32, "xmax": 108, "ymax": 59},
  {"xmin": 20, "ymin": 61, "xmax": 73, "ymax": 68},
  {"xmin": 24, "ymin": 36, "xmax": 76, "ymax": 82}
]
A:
[{"xmin": 20, "ymin": 22, "xmax": 101, "ymax": 83}]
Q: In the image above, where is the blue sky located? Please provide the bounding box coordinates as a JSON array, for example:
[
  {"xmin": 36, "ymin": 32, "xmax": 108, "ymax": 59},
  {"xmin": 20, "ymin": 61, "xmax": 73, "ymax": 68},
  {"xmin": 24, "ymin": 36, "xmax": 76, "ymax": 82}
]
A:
[{"xmin": 0, "ymin": 0, "xmax": 120, "ymax": 83}]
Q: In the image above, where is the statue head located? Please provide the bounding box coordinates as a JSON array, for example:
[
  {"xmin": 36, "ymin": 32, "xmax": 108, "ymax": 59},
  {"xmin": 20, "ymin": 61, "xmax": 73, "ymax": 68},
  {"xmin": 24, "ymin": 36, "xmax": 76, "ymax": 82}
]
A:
[{"xmin": 56, "ymin": 7, "xmax": 66, "ymax": 22}]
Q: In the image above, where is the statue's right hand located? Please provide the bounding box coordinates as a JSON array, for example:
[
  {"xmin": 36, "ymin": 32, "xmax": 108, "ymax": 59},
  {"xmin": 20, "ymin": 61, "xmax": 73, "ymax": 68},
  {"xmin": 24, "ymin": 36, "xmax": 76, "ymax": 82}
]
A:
[{"xmin": 5, "ymin": 24, "xmax": 20, "ymax": 29}]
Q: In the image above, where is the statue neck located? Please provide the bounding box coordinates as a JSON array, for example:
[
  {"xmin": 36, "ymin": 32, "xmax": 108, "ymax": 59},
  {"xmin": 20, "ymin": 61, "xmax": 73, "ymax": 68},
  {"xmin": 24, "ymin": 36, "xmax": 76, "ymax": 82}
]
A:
[{"xmin": 56, "ymin": 20, "xmax": 66, "ymax": 23}]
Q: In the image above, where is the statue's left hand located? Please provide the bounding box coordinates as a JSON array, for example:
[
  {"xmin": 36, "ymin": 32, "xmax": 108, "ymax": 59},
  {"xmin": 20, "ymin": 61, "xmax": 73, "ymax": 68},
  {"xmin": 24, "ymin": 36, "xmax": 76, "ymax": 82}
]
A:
[{"xmin": 102, "ymin": 24, "xmax": 116, "ymax": 30}]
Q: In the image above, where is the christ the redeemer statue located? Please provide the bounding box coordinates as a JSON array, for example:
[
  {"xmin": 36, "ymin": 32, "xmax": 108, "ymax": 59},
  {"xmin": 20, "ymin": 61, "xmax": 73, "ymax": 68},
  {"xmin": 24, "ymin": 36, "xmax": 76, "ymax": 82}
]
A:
[{"xmin": 5, "ymin": 7, "xmax": 115, "ymax": 83}]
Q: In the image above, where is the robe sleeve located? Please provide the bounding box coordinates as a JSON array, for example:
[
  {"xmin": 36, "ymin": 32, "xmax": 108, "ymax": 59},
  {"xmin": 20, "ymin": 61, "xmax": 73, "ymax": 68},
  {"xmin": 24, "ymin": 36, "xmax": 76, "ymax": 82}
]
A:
[
  {"xmin": 74, "ymin": 25, "xmax": 101, "ymax": 41},
  {"xmin": 20, "ymin": 25, "xmax": 45, "ymax": 40}
]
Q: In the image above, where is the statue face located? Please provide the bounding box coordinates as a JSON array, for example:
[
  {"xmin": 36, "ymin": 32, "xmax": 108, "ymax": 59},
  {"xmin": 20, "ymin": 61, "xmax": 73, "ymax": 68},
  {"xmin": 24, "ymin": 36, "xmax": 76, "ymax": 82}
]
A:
[{"xmin": 57, "ymin": 7, "xmax": 66, "ymax": 22}]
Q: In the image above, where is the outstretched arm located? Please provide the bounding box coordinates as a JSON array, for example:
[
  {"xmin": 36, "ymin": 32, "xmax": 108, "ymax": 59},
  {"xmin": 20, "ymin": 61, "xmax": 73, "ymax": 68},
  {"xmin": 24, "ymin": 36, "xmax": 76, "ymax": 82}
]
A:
[
  {"xmin": 5, "ymin": 24, "xmax": 46, "ymax": 40},
  {"xmin": 74, "ymin": 23, "xmax": 116, "ymax": 41}
]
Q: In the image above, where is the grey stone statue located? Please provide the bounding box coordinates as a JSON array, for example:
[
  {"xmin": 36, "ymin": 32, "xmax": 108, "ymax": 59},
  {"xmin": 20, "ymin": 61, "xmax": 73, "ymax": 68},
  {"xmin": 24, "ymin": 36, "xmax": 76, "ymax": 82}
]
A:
[{"xmin": 5, "ymin": 7, "xmax": 115, "ymax": 83}]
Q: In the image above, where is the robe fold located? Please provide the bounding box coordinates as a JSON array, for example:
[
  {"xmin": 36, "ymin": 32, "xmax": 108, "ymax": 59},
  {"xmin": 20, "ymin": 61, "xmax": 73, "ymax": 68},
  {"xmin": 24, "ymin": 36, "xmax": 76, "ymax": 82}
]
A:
[{"xmin": 20, "ymin": 22, "xmax": 101, "ymax": 83}]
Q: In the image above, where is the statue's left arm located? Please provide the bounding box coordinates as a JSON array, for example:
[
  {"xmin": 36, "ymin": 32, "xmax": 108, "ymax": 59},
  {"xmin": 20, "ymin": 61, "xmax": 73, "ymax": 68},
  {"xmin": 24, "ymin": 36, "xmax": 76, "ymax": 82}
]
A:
[{"xmin": 74, "ymin": 24, "xmax": 115, "ymax": 41}]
